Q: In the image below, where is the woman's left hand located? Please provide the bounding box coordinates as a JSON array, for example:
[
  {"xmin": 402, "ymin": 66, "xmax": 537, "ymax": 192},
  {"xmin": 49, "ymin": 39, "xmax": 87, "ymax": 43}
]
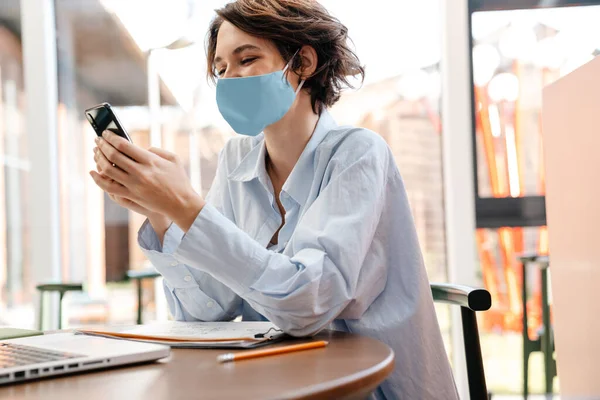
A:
[{"xmin": 90, "ymin": 130, "xmax": 205, "ymax": 232}]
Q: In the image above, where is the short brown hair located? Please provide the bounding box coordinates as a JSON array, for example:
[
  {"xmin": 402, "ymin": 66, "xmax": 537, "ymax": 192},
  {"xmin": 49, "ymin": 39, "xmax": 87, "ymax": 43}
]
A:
[{"xmin": 206, "ymin": 0, "xmax": 365, "ymax": 114}]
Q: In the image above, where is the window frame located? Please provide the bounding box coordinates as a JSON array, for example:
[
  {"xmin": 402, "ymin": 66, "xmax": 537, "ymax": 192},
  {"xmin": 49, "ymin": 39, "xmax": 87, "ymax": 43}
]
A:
[{"xmin": 468, "ymin": 0, "xmax": 600, "ymax": 228}]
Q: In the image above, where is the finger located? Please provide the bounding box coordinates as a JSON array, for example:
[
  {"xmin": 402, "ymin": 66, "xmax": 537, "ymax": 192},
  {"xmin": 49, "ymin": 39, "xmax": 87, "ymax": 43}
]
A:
[
  {"xmin": 90, "ymin": 170, "xmax": 129, "ymax": 197},
  {"xmin": 93, "ymin": 147, "xmax": 104, "ymax": 173},
  {"xmin": 102, "ymin": 130, "xmax": 152, "ymax": 164},
  {"xmin": 111, "ymin": 196, "xmax": 148, "ymax": 215},
  {"xmin": 96, "ymin": 136, "xmax": 139, "ymax": 173},
  {"xmin": 148, "ymin": 147, "xmax": 177, "ymax": 162},
  {"xmin": 107, "ymin": 192, "xmax": 149, "ymax": 215},
  {"xmin": 95, "ymin": 146, "xmax": 130, "ymax": 184}
]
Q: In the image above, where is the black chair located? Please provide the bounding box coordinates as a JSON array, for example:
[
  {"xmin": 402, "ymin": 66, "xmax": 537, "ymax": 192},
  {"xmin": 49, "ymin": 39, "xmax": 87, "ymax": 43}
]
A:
[{"xmin": 431, "ymin": 283, "xmax": 492, "ymax": 400}]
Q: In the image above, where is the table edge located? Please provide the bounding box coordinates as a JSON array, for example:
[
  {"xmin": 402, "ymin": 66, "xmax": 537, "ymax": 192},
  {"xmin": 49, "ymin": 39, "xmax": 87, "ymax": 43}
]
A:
[
  {"xmin": 35, "ymin": 327, "xmax": 396, "ymax": 400},
  {"xmin": 279, "ymin": 349, "xmax": 395, "ymax": 400}
]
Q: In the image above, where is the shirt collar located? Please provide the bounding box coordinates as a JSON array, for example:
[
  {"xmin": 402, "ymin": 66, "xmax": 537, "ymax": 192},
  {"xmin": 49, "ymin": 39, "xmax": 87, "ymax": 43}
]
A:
[
  {"xmin": 227, "ymin": 134, "xmax": 267, "ymax": 183},
  {"xmin": 227, "ymin": 109, "xmax": 338, "ymax": 207}
]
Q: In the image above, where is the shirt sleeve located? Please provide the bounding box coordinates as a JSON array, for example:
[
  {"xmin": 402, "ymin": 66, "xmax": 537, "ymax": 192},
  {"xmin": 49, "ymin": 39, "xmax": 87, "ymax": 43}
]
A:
[
  {"xmin": 172, "ymin": 143, "xmax": 390, "ymax": 336},
  {"xmin": 137, "ymin": 147, "xmax": 243, "ymax": 322}
]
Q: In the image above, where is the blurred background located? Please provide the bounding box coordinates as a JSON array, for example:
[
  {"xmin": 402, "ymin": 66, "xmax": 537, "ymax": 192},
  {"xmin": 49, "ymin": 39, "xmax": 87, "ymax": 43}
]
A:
[{"xmin": 1, "ymin": 0, "xmax": 599, "ymax": 397}]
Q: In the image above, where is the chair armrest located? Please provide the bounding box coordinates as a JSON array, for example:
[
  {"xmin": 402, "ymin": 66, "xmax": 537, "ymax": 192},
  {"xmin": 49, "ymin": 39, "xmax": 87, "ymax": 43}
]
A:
[{"xmin": 430, "ymin": 283, "xmax": 491, "ymax": 311}]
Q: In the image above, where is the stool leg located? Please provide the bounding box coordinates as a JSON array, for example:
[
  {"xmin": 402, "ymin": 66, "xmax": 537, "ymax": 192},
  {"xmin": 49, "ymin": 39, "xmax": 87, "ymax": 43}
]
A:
[
  {"xmin": 38, "ymin": 291, "xmax": 44, "ymax": 331},
  {"xmin": 136, "ymin": 279, "xmax": 143, "ymax": 325},
  {"xmin": 541, "ymin": 269, "xmax": 553, "ymax": 395},
  {"xmin": 58, "ymin": 291, "xmax": 65, "ymax": 330},
  {"xmin": 524, "ymin": 352, "xmax": 529, "ymax": 400},
  {"xmin": 522, "ymin": 261, "xmax": 529, "ymax": 400}
]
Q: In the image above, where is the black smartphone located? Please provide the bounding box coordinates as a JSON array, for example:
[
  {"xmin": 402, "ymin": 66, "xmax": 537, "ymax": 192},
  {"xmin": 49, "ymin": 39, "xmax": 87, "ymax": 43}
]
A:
[{"xmin": 84, "ymin": 102, "xmax": 132, "ymax": 142}]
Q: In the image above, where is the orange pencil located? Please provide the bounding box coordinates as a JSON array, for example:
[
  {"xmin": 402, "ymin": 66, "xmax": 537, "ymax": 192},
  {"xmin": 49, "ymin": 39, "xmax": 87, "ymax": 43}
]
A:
[{"xmin": 216, "ymin": 340, "xmax": 329, "ymax": 363}]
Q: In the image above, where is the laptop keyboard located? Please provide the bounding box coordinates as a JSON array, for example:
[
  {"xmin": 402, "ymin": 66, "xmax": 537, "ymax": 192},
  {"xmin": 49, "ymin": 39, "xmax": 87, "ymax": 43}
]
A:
[{"xmin": 0, "ymin": 343, "xmax": 84, "ymax": 369}]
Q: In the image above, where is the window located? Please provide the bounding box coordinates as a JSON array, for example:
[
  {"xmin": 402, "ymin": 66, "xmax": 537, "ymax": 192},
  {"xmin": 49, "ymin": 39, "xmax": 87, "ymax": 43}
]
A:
[
  {"xmin": 0, "ymin": 0, "xmax": 33, "ymax": 327},
  {"xmin": 470, "ymin": 0, "xmax": 600, "ymax": 228},
  {"xmin": 53, "ymin": 0, "xmax": 208, "ymax": 324},
  {"xmin": 469, "ymin": 0, "xmax": 600, "ymax": 392}
]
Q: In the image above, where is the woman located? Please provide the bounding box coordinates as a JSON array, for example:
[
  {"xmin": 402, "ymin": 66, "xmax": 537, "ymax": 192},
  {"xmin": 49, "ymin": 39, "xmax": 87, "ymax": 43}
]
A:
[{"xmin": 91, "ymin": 1, "xmax": 457, "ymax": 398}]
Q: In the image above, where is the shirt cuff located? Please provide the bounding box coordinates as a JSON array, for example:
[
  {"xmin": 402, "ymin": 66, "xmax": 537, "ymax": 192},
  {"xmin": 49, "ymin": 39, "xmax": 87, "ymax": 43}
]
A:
[
  {"xmin": 173, "ymin": 204, "xmax": 267, "ymax": 295},
  {"xmin": 138, "ymin": 218, "xmax": 162, "ymax": 252},
  {"xmin": 138, "ymin": 218, "xmax": 185, "ymax": 254},
  {"xmin": 163, "ymin": 222, "xmax": 185, "ymax": 254}
]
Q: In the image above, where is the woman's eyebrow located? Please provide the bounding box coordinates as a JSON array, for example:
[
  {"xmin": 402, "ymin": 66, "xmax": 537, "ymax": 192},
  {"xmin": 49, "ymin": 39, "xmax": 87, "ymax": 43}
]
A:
[{"xmin": 214, "ymin": 44, "xmax": 262, "ymax": 63}]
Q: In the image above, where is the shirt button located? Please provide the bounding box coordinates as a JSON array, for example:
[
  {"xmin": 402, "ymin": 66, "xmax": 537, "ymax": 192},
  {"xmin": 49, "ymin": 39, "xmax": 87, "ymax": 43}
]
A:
[
  {"xmin": 183, "ymin": 275, "xmax": 192, "ymax": 282},
  {"xmin": 170, "ymin": 261, "xmax": 178, "ymax": 267},
  {"xmin": 207, "ymin": 301, "xmax": 214, "ymax": 308}
]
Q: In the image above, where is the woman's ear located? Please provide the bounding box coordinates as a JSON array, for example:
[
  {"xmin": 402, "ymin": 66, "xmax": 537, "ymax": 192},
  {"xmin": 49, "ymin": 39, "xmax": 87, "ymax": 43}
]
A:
[{"xmin": 298, "ymin": 45, "xmax": 318, "ymax": 79}]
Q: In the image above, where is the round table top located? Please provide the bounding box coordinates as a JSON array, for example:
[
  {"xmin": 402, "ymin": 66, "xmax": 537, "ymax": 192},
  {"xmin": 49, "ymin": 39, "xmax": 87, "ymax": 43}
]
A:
[{"xmin": 0, "ymin": 329, "xmax": 394, "ymax": 400}]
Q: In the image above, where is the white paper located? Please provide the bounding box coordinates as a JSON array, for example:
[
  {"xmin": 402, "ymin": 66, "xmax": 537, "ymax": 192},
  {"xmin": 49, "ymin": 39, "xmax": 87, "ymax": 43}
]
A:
[{"xmin": 124, "ymin": 321, "xmax": 280, "ymax": 340}]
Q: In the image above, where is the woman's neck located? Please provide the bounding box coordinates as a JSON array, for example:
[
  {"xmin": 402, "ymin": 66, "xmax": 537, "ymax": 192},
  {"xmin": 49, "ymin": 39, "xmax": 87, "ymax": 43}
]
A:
[{"xmin": 263, "ymin": 93, "xmax": 319, "ymax": 184}]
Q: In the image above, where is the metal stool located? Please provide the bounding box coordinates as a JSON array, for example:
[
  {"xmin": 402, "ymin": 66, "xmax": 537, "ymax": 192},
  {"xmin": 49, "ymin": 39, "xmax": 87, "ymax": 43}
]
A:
[
  {"xmin": 36, "ymin": 283, "xmax": 84, "ymax": 330},
  {"xmin": 126, "ymin": 269, "xmax": 161, "ymax": 324},
  {"xmin": 518, "ymin": 253, "xmax": 556, "ymax": 399}
]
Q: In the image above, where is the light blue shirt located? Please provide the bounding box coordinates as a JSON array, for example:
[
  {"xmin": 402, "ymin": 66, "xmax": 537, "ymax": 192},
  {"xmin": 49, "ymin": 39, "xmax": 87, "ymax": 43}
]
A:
[{"xmin": 138, "ymin": 110, "xmax": 458, "ymax": 399}]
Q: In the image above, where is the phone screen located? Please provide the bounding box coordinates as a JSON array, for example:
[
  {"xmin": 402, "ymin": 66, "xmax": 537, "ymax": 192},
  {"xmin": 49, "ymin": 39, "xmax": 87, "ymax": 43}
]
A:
[{"xmin": 85, "ymin": 104, "xmax": 132, "ymax": 142}]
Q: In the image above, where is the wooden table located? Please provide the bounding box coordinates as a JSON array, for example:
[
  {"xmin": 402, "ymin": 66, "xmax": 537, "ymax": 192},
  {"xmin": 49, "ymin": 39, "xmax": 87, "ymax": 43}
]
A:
[{"xmin": 0, "ymin": 329, "xmax": 394, "ymax": 400}]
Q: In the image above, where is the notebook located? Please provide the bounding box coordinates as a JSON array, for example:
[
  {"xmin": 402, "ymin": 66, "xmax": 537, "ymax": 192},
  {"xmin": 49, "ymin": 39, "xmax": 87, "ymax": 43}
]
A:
[
  {"xmin": 0, "ymin": 327, "xmax": 44, "ymax": 341},
  {"xmin": 75, "ymin": 321, "xmax": 286, "ymax": 349}
]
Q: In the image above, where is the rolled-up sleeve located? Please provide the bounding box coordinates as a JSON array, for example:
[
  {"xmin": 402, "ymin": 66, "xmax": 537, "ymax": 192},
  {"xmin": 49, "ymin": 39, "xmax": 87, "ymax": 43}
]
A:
[
  {"xmin": 137, "ymin": 148, "xmax": 243, "ymax": 322},
  {"xmin": 172, "ymin": 145, "xmax": 389, "ymax": 336}
]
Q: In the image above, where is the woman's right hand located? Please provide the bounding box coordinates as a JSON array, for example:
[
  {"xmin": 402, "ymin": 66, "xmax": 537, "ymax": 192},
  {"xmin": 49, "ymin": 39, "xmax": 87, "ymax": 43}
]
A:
[
  {"xmin": 94, "ymin": 145, "xmax": 173, "ymax": 243},
  {"xmin": 108, "ymin": 193, "xmax": 152, "ymax": 216}
]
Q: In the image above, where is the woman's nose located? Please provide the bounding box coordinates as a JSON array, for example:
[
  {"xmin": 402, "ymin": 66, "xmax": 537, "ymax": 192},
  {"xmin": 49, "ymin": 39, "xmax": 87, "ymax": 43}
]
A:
[{"xmin": 222, "ymin": 66, "xmax": 243, "ymax": 79}]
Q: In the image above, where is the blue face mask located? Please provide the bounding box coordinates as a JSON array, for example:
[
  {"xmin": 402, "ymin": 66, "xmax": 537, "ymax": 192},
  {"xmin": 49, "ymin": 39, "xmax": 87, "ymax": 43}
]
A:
[{"xmin": 216, "ymin": 51, "xmax": 305, "ymax": 136}]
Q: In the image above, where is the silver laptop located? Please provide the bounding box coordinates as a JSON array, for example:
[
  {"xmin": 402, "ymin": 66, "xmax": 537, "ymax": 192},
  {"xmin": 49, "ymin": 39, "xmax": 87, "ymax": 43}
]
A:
[{"xmin": 0, "ymin": 332, "xmax": 170, "ymax": 385}]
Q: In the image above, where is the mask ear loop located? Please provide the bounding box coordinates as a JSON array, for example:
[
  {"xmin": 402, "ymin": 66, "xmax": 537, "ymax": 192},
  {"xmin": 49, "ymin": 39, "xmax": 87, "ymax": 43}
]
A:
[
  {"xmin": 295, "ymin": 78, "xmax": 306, "ymax": 95},
  {"xmin": 282, "ymin": 48, "xmax": 301, "ymax": 74},
  {"xmin": 283, "ymin": 48, "xmax": 305, "ymax": 94}
]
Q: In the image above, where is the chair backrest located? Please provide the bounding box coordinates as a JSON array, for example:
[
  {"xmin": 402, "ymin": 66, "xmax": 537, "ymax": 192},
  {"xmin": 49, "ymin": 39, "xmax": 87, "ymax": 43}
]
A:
[{"xmin": 431, "ymin": 283, "xmax": 492, "ymax": 400}]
